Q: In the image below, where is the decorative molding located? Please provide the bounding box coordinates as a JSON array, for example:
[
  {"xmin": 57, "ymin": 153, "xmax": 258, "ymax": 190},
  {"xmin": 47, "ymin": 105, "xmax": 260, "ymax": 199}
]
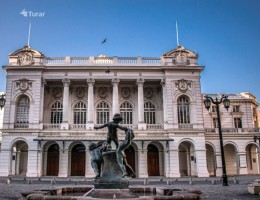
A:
[
  {"xmin": 111, "ymin": 78, "xmax": 120, "ymax": 87},
  {"xmin": 62, "ymin": 78, "xmax": 70, "ymax": 87},
  {"xmin": 87, "ymin": 78, "xmax": 95, "ymax": 86},
  {"xmin": 144, "ymin": 87, "xmax": 153, "ymax": 98},
  {"xmin": 17, "ymin": 51, "xmax": 34, "ymax": 66},
  {"xmin": 136, "ymin": 78, "xmax": 145, "ymax": 87},
  {"xmin": 175, "ymin": 79, "xmax": 192, "ymax": 93},
  {"xmin": 98, "ymin": 87, "xmax": 108, "ymax": 98},
  {"xmin": 16, "ymin": 78, "xmax": 32, "ymax": 92},
  {"xmin": 52, "ymin": 87, "xmax": 62, "ymax": 98},
  {"xmin": 75, "ymin": 87, "xmax": 85, "ymax": 99},
  {"xmin": 121, "ymin": 87, "xmax": 131, "ymax": 99}
]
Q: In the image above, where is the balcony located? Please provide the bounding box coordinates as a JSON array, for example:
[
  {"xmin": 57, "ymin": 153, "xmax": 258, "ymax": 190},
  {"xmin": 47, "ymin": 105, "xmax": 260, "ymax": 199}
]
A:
[
  {"xmin": 178, "ymin": 124, "xmax": 193, "ymax": 130},
  {"xmin": 43, "ymin": 124, "xmax": 60, "ymax": 130},
  {"xmin": 69, "ymin": 124, "xmax": 86, "ymax": 130},
  {"xmin": 205, "ymin": 128, "xmax": 260, "ymax": 134},
  {"xmin": 147, "ymin": 124, "xmax": 163, "ymax": 130},
  {"xmin": 14, "ymin": 123, "xmax": 29, "ymax": 128}
]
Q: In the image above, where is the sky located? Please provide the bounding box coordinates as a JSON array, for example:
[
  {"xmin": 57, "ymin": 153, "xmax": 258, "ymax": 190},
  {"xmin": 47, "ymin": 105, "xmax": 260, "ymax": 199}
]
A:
[{"xmin": 0, "ymin": 0, "xmax": 259, "ymax": 101}]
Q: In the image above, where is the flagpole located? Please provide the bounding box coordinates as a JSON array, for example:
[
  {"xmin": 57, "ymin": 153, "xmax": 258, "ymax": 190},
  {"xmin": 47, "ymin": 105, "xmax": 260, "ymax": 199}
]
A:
[
  {"xmin": 27, "ymin": 21, "xmax": 31, "ymax": 47},
  {"xmin": 176, "ymin": 20, "xmax": 179, "ymax": 46}
]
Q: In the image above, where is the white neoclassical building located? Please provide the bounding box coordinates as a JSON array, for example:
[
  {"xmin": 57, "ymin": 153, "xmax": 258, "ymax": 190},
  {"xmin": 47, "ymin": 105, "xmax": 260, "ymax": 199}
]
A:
[{"xmin": 0, "ymin": 45, "xmax": 259, "ymax": 178}]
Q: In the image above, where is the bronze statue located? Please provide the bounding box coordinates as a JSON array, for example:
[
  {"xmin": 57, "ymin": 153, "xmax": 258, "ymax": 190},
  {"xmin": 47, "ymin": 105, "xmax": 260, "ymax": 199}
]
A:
[
  {"xmin": 116, "ymin": 128, "xmax": 135, "ymax": 178},
  {"xmin": 94, "ymin": 113, "xmax": 127, "ymax": 149}
]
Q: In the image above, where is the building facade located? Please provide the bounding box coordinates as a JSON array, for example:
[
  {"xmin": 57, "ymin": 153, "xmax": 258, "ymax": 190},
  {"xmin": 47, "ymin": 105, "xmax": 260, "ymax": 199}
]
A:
[{"xmin": 0, "ymin": 45, "xmax": 259, "ymax": 178}]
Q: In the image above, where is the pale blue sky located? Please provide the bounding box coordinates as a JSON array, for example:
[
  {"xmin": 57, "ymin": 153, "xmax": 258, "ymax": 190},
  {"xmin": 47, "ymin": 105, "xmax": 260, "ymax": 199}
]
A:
[{"xmin": 0, "ymin": 0, "xmax": 259, "ymax": 100}]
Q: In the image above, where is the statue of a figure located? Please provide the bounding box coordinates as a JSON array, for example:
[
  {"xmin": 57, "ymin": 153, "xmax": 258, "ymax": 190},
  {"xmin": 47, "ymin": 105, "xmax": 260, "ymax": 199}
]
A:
[
  {"xmin": 116, "ymin": 128, "xmax": 135, "ymax": 178},
  {"xmin": 88, "ymin": 141, "xmax": 106, "ymax": 178},
  {"xmin": 94, "ymin": 113, "xmax": 127, "ymax": 149}
]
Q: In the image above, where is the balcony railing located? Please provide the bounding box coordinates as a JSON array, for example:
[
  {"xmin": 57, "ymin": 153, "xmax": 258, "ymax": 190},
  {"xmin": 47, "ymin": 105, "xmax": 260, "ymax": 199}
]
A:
[
  {"xmin": 178, "ymin": 124, "xmax": 193, "ymax": 130},
  {"xmin": 205, "ymin": 128, "xmax": 260, "ymax": 133},
  {"xmin": 147, "ymin": 124, "xmax": 163, "ymax": 130},
  {"xmin": 69, "ymin": 124, "xmax": 86, "ymax": 130},
  {"xmin": 14, "ymin": 123, "xmax": 29, "ymax": 128},
  {"xmin": 43, "ymin": 124, "xmax": 60, "ymax": 130}
]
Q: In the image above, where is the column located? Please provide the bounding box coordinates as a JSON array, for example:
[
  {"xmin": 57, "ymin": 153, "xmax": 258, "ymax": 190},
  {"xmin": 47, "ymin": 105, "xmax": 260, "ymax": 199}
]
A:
[
  {"xmin": 167, "ymin": 141, "xmax": 181, "ymax": 177},
  {"xmin": 161, "ymin": 79, "xmax": 168, "ymax": 129},
  {"xmin": 58, "ymin": 142, "xmax": 69, "ymax": 177},
  {"xmin": 136, "ymin": 78, "xmax": 146, "ymax": 130},
  {"xmin": 84, "ymin": 142, "xmax": 95, "ymax": 177},
  {"xmin": 86, "ymin": 78, "xmax": 95, "ymax": 130},
  {"xmin": 137, "ymin": 149, "xmax": 148, "ymax": 178},
  {"xmin": 111, "ymin": 78, "xmax": 120, "ymax": 115},
  {"xmin": 26, "ymin": 143, "xmax": 39, "ymax": 177},
  {"xmin": 39, "ymin": 78, "xmax": 46, "ymax": 129},
  {"xmin": 195, "ymin": 149, "xmax": 210, "ymax": 177},
  {"xmin": 215, "ymin": 153, "xmax": 223, "ymax": 176},
  {"xmin": 61, "ymin": 78, "xmax": 70, "ymax": 130}
]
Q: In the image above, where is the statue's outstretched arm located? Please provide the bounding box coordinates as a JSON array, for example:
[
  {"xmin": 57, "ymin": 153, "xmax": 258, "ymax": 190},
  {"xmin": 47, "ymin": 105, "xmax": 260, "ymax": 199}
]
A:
[{"xmin": 94, "ymin": 123, "xmax": 108, "ymax": 130}]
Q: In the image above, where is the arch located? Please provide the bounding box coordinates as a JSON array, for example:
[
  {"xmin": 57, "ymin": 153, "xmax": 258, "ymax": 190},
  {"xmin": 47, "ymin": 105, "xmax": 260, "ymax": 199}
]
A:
[
  {"xmin": 120, "ymin": 101, "xmax": 133, "ymax": 124},
  {"xmin": 125, "ymin": 145, "xmax": 136, "ymax": 177},
  {"xmin": 73, "ymin": 101, "xmax": 87, "ymax": 124},
  {"xmin": 178, "ymin": 140, "xmax": 197, "ymax": 176},
  {"xmin": 10, "ymin": 140, "xmax": 29, "ymax": 175},
  {"xmin": 50, "ymin": 101, "xmax": 63, "ymax": 124},
  {"xmin": 13, "ymin": 93, "xmax": 33, "ymax": 104},
  {"xmin": 144, "ymin": 101, "xmax": 156, "ymax": 124},
  {"xmin": 70, "ymin": 143, "xmax": 86, "ymax": 176},
  {"xmin": 224, "ymin": 143, "xmax": 238, "ymax": 175},
  {"xmin": 177, "ymin": 95, "xmax": 190, "ymax": 124},
  {"xmin": 147, "ymin": 144, "xmax": 160, "ymax": 176},
  {"xmin": 46, "ymin": 143, "xmax": 60, "ymax": 176},
  {"xmin": 245, "ymin": 143, "xmax": 259, "ymax": 174},
  {"xmin": 96, "ymin": 100, "xmax": 110, "ymax": 124},
  {"xmin": 173, "ymin": 92, "xmax": 194, "ymax": 103},
  {"xmin": 206, "ymin": 144, "xmax": 216, "ymax": 176}
]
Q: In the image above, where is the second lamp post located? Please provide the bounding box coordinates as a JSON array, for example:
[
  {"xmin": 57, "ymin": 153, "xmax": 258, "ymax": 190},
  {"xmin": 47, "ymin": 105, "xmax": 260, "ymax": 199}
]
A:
[{"xmin": 204, "ymin": 94, "xmax": 230, "ymax": 186}]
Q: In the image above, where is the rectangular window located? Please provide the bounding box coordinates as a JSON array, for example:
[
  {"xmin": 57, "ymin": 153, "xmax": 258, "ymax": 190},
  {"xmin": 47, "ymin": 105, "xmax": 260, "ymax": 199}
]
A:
[
  {"xmin": 234, "ymin": 118, "xmax": 242, "ymax": 128},
  {"xmin": 233, "ymin": 105, "xmax": 240, "ymax": 112},
  {"xmin": 213, "ymin": 118, "xmax": 218, "ymax": 128}
]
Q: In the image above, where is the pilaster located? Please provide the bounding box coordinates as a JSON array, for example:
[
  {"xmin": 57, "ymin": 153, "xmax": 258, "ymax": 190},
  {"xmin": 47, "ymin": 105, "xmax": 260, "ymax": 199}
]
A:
[
  {"xmin": 61, "ymin": 78, "xmax": 70, "ymax": 130},
  {"xmin": 86, "ymin": 78, "xmax": 95, "ymax": 130},
  {"xmin": 111, "ymin": 78, "xmax": 120, "ymax": 115},
  {"xmin": 136, "ymin": 78, "xmax": 146, "ymax": 130}
]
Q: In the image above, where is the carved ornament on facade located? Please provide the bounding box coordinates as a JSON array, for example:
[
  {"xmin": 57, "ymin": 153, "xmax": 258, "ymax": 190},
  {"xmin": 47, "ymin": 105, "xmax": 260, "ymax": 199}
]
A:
[
  {"xmin": 111, "ymin": 78, "xmax": 120, "ymax": 87},
  {"xmin": 17, "ymin": 51, "xmax": 35, "ymax": 66},
  {"xmin": 173, "ymin": 51, "xmax": 190, "ymax": 66},
  {"xmin": 76, "ymin": 87, "xmax": 85, "ymax": 99},
  {"xmin": 144, "ymin": 87, "xmax": 153, "ymax": 98},
  {"xmin": 121, "ymin": 87, "xmax": 131, "ymax": 99},
  {"xmin": 175, "ymin": 79, "xmax": 192, "ymax": 93},
  {"xmin": 98, "ymin": 87, "xmax": 108, "ymax": 98},
  {"xmin": 52, "ymin": 87, "xmax": 62, "ymax": 98},
  {"xmin": 136, "ymin": 78, "xmax": 145, "ymax": 87},
  {"xmin": 16, "ymin": 78, "xmax": 32, "ymax": 92}
]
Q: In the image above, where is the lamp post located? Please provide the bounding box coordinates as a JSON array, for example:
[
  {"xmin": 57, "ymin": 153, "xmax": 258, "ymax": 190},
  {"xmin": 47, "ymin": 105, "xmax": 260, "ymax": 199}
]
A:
[
  {"xmin": 0, "ymin": 94, "xmax": 6, "ymax": 110},
  {"xmin": 204, "ymin": 94, "xmax": 230, "ymax": 186}
]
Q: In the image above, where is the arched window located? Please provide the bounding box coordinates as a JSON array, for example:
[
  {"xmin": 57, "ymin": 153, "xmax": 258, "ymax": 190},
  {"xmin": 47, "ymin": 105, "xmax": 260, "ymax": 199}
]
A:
[
  {"xmin": 96, "ymin": 101, "xmax": 109, "ymax": 124},
  {"xmin": 177, "ymin": 95, "xmax": 190, "ymax": 124},
  {"xmin": 73, "ymin": 101, "xmax": 87, "ymax": 124},
  {"xmin": 51, "ymin": 102, "xmax": 63, "ymax": 124},
  {"xmin": 144, "ymin": 102, "xmax": 156, "ymax": 124},
  {"xmin": 16, "ymin": 95, "xmax": 30, "ymax": 126},
  {"xmin": 120, "ymin": 101, "xmax": 133, "ymax": 124}
]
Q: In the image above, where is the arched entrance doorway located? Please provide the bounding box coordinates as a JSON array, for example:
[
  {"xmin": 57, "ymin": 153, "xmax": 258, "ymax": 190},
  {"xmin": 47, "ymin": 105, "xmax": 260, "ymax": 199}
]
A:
[
  {"xmin": 178, "ymin": 141, "xmax": 197, "ymax": 176},
  {"xmin": 71, "ymin": 144, "xmax": 86, "ymax": 176},
  {"xmin": 206, "ymin": 144, "xmax": 216, "ymax": 176},
  {"xmin": 125, "ymin": 145, "xmax": 136, "ymax": 177},
  {"xmin": 246, "ymin": 143, "xmax": 259, "ymax": 174},
  {"xmin": 147, "ymin": 144, "xmax": 159, "ymax": 176},
  {"xmin": 47, "ymin": 144, "xmax": 60, "ymax": 176},
  {"xmin": 11, "ymin": 141, "xmax": 28, "ymax": 175},
  {"xmin": 224, "ymin": 144, "xmax": 238, "ymax": 175}
]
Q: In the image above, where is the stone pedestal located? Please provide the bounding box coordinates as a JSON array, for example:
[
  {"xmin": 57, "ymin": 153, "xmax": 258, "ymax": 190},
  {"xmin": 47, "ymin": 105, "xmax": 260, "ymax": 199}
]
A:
[{"xmin": 94, "ymin": 151, "xmax": 129, "ymax": 189}]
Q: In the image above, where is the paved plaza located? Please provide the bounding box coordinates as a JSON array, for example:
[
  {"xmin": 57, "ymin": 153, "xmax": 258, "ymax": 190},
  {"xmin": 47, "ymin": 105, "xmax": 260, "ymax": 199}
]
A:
[{"xmin": 0, "ymin": 175, "xmax": 259, "ymax": 200}]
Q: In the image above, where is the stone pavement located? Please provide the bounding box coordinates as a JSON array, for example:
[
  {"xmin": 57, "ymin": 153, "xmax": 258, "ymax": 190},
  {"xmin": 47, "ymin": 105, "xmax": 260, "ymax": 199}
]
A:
[{"xmin": 0, "ymin": 175, "xmax": 259, "ymax": 200}]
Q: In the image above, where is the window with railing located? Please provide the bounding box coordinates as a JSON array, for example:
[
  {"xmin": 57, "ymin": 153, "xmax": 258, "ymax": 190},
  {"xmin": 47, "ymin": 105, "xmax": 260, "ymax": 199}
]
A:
[
  {"xmin": 120, "ymin": 101, "xmax": 133, "ymax": 124},
  {"xmin": 96, "ymin": 101, "xmax": 110, "ymax": 124},
  {"xmin": 177, "ymin": 95, "xmax": 190, "ymax": 124},
  {"xmin": 233, "ymin": 105, "xmax": 240, "ymax": 112},
  {"xmin": 234, "ymin": 118, "xmax": 242, "ymax": 128},
  {"xmin": 144, "ymin": 102, "xmax": 156, "ymax": 124},
  {"xmin": 16, "ymin": 95, "xmax": 30, "ymax": 126},
  {"xmin": 73, "ymin": 101, "xmax": 87, "ymax": 124},
  {"xmin": 51, "ymin": 102, "xmax": 63, "ymax": 124}
]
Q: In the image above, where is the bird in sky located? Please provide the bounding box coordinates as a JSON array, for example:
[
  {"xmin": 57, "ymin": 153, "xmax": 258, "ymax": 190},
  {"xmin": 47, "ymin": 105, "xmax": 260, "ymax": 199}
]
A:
[{"xmin": 101, "ymin": 38, "xmax": 107, "ymax": 44}]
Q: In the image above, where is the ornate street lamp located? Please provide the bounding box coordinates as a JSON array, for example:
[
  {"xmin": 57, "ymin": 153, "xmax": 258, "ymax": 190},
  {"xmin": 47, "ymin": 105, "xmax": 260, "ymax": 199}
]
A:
[
  {"xmin": 204, "ymin": 94, "xmax": 230, "ymax": 186},
  {"xmin": 0, "ymin": 94, "xmax": 6, "ymax": 110}
]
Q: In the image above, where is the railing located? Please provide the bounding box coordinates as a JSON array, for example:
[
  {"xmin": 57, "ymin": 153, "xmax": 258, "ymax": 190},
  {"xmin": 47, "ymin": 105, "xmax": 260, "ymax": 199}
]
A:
[
  {"xmin": 242, "ymin": 128, "xmax": 260, "ymax": 133},
  {"xmin": 120, "ymin": 124, "xmax": 138, "ymax": 129},
  {"xmin": 147, "ymin": 124, "xmax": 163, "ymax": 130},
  {"xmin": 43, "ymin": 124, "xmax": 60, "ymax": 130},
  {"xmin": 205, "ymin": 128, "xmax": 215, "ymax": 133},
  {"xmin": 69, "ymin": 124, "xmax": 86, "ymax": 130},
  {"xmin": 14, "ymin": 123, "xmax": 29, "ymax": 128},
  {"xmin": 222, "ymin": 128, "xmax": 238, "ymax": 133},
  {"xmin": 45, "ymin": 56, "xmax": 161, "ymax": 66},
  {"xmin": 178, "ymin": 124, "xmax": 193, "ymax": 130},
  {"xmin": 71, "ymin": 57, "xmax": 89, "ymax": 64}
]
